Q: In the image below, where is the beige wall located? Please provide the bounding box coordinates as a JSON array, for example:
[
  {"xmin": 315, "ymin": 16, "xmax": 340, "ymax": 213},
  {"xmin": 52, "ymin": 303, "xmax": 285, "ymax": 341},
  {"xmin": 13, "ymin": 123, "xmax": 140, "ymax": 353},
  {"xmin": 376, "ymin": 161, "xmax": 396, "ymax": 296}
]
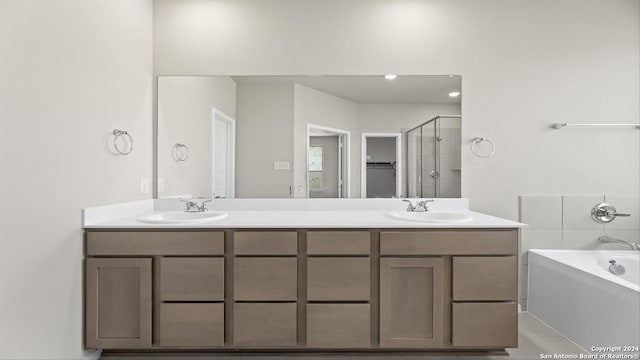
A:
[
  {"xmin": 0, "ymin": 1, "xmax": 153, "ymax": 359},
  {"xmin": 153, "ymin": 0, "xmax": 640, "ymax": 218},
  {"xmin": 357, "ymin": 103, "xmax": 461, "ymax": 133},
  {"xmin": 293, "ymin": 84, "xmax": 359, "ymax": 196},
  {"xmin": 235, "ymin": 82, "xmax": 294, "ymax": 197},
  {"xmin": 157, "ymin": 76, "xmax": 236, "ymax": 198}
]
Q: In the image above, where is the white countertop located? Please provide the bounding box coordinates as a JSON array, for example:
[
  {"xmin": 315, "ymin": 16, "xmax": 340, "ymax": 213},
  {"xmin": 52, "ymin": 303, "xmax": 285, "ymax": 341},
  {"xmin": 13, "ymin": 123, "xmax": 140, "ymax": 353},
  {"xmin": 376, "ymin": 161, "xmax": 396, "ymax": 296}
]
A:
[{"xmin": 82, "ymin": 199, "xmax": 526, "ymax": 229}]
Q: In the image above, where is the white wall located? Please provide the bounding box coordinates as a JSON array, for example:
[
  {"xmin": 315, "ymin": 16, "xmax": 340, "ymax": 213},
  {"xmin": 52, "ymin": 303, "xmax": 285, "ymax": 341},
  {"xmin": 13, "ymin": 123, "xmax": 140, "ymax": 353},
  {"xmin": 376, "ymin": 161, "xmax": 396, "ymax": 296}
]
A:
[
  {"xmin": 357, "ymin": 103, "xmax": 460, "ymax": 133},
  {"xmin": 293, "ymin": 84, "xmax": 359, "ymax": 196},
  {"xmin": 0, "ymin": 1, "xmax": 153, "ymax": 359},
  {"xmin": 235, "ymin": 82, "xmax": 294, "ymax": 197},
  {"xmin": 157, "ymin": 76, "xmax": 236, "ymax": 198},
  {"xmin": 154, "ymin": 0, "xmax": 640, "ymax": 219}
]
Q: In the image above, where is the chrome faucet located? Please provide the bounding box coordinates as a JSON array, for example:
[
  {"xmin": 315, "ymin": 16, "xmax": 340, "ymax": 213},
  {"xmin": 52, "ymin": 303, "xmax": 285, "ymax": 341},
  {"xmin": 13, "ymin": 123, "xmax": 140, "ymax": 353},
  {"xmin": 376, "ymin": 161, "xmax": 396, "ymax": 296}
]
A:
[
  {"xmin": 181, "ymin": 199, "xmax": 212, "ymax": 213},
  {"xmin": 591, "ymin": 203, "xmax": 631, "ymax": 224},
  {"xmin": 403, "ymin": 199, "xmax": 434, "ymax": 212}
]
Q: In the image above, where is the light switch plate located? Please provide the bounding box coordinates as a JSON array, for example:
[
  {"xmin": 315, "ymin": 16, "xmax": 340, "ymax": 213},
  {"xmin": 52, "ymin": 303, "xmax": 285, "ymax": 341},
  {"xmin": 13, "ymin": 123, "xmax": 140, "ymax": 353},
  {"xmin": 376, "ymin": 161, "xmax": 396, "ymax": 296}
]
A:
[
  {"xmin": 273, "ymin": 161, "xmax": 291, "ymax": 170},
  {"xmin": 158, "ymin": 178, "xmax": 165, "ymax": 192},
  {"xmin": 140, "ymin": 177, "xmax": 150, "ymax": 194}
]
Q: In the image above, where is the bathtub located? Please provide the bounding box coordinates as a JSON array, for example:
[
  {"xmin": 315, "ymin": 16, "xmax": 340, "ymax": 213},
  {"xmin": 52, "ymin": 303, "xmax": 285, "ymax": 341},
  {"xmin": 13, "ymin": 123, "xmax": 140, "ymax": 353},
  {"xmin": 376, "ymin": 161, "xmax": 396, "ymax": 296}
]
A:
[{"xmin": 528, "ymin": 250, "xmax": 639, "ymax": 353}]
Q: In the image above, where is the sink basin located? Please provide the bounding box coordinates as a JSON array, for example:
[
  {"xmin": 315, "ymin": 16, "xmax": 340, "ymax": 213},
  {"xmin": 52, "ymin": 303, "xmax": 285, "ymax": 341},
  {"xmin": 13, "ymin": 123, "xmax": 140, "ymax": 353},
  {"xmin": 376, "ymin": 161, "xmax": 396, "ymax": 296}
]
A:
[
  {"xmin": 387, "ymin": 211, "xmax": 473, "ymax": 223},
  {"xmin": 137, "ymin": 211, "xmax": 228, "ymax": 224}
]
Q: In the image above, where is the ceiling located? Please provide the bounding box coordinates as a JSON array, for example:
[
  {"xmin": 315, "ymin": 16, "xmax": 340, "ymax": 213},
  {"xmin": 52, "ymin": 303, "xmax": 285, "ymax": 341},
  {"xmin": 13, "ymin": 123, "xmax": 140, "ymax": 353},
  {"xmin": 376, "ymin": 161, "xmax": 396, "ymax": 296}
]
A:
[{"xmin": 232, "ymin": 75, "xmax": 462, "ymax": 104}]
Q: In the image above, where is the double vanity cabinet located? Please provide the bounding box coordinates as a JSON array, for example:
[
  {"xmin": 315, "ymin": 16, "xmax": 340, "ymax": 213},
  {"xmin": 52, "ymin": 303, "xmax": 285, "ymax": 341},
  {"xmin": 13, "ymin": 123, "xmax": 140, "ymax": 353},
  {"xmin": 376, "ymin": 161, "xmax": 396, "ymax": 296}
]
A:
[{"xmin": 84, "ymin": 227, "xmax": 518, "ymax": 353}]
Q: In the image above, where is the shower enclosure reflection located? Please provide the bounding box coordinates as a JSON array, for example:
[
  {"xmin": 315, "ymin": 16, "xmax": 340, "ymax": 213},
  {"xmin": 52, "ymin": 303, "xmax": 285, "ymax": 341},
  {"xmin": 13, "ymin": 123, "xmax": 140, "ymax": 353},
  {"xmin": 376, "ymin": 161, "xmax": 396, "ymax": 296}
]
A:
[{"xmin": 406, "ymin": 115, "xmax": 462, "ymax": 198}]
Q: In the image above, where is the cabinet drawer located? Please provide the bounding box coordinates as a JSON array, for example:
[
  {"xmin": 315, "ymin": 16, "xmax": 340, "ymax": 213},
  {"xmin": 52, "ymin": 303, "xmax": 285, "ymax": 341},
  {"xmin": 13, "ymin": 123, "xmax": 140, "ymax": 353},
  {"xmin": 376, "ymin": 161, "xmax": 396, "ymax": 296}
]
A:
[
  {"xmin": 452, "ymin": 302, "xmax": 517, "ymax": 347},
  {"xmin": 453, "ymin": 256, "xmax": 517, "ymax": 301},
  {"xmin": 234, "ymin": 258, "xmax": 297, "ymax": 300},
  {"xmin": 380, "ymin": 230, "xmax": 517, "ymax": 255},
  {"xmin": 307, "ymin": 231, "xmax": 370, "ymax": 255},
  {"xmin": 160, "ymin": 258, "xmax": 224, "ymax": 301},
  {"xmin": 86, "ymin": 231, "xmax": 224, "ymax": 255},
  {"xmin": 307, "ymin": 258, "xmax": 370, "ymax": 301},
  {"xmin": 307, "ymin": 304, "xmax": 370, "ymax": 348},
  {"xmin": 159, "ymin": 303, "xmax": 224, "ymax": 347},
  {"xmin": 234, "ymin": 303, "xmax": 297, "ymax": 347},
  {"xmin": 234, "ymin": 231, "xmax": 297, "ymax": 255}
]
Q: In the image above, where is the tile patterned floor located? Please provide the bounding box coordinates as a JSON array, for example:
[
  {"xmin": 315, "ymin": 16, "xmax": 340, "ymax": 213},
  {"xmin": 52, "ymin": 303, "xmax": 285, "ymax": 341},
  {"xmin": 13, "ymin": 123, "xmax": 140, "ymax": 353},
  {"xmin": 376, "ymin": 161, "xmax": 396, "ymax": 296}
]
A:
[{"xmin": 101, "ymin": 312, "xmax": 589, "ymax": 360}]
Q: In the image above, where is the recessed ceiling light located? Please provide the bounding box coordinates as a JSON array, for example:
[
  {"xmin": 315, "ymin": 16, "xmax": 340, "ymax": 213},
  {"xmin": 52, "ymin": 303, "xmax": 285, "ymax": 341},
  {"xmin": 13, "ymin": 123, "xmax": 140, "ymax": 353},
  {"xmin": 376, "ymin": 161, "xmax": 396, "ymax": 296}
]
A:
[
  {"xmin": 449, "ymin": 91, "xmax": 461, "ymax": 97},
  {"xmin": 384, "ymin": 74, "xmax": 397, "ymax": 80}
]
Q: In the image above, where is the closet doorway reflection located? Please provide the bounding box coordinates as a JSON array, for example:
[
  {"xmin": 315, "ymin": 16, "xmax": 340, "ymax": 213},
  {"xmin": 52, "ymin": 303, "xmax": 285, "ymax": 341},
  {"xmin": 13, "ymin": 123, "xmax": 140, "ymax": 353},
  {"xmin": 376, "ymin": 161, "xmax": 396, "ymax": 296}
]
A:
[{"xmin": 361, "ymin": 133, "xmax": 402, "ymax": 198}]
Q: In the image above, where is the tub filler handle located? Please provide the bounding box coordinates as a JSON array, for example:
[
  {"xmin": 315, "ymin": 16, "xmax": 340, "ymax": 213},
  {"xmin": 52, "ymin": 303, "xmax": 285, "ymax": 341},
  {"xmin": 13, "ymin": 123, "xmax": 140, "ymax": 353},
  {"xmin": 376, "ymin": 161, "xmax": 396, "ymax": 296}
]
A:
[{"xmin": 591, "ymin": 203, "xmax": 631, "ymax": 224}]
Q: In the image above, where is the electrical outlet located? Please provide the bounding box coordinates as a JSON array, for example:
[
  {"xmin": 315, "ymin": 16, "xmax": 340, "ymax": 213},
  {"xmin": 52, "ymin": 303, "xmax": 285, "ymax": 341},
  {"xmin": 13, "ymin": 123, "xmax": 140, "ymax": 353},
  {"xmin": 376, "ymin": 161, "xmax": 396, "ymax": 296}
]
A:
[
  {"xmin": 158, "ymin": 178, "xmax": 165, "ymax": 192},
  {"xmin": 140, "ymin": 177, "xmax": 150, "ymax": 194}
]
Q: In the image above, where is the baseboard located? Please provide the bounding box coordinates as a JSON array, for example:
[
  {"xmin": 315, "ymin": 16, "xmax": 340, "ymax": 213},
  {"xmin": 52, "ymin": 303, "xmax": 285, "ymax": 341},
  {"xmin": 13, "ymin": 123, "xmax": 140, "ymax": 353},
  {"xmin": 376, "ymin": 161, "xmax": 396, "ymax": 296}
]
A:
[{"xmin": 83, "ymin": 349, "xmax": 102, "ymax": 360}]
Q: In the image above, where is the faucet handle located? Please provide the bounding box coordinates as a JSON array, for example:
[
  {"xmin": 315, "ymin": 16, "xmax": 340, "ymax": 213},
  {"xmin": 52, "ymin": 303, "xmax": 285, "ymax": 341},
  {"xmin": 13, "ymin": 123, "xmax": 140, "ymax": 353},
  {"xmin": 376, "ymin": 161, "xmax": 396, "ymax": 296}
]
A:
[
  {"xmin": 592, "ymin": 203, "xmax": 631, "ymax": 223},
  {"xmin": 415, "ymin": 199, "xmax": 435, "ymax": 212},
  {"xmin": 201, "ymin": 199, "xmax": 212, "ymax": 211},
  {"xmin": 179, "ymin": 199, "xmax": 199, "ymax": 212},
  {"xmin": 402, "ymin": 199, "xmax": 416, "ymax": 211}
]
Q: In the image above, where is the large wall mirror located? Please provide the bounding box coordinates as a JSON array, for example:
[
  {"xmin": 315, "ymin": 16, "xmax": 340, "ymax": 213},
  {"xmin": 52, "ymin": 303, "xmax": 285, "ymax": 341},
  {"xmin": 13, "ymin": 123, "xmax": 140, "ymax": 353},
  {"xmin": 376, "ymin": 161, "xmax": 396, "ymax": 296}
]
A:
[{"xmin": 157, "ymin": 75, "xmax": 461, "ymax": 199}]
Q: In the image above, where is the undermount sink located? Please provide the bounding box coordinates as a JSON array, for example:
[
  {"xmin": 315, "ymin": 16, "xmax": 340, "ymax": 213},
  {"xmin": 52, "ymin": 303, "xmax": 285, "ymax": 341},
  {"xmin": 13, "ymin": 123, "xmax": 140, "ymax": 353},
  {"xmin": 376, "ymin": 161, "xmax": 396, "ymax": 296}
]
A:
[
  {"xmin": 387, "ymin": 211, "xmax": 473, "ymax": 223},
  {"xmin": 137, "ymin": 211, "xmax": 228, "ymax": 224}
]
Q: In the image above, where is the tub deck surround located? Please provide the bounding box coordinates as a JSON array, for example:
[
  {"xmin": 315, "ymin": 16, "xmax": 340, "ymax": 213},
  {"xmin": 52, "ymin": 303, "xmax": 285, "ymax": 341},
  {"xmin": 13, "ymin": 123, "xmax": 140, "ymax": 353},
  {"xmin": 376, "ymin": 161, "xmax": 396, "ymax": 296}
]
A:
[
  {"xmin": 83, "ymin": 198, "xmax": 524, "ymax": 354},
  {"xmin": 82, "ymin": 198, "xmax": 525, "ymax": 228},
  {"xmin": 528, "ymin": 250, "xmax": 640, "ymax": 353}
]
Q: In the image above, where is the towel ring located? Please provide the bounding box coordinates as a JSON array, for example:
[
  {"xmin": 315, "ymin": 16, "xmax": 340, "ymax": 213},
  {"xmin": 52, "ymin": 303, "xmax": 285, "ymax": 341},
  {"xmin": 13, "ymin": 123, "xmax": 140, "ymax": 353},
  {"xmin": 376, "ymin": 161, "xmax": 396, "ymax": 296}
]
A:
[
  {"xmin": 174, "ymin": 143, "xmax": 189, "ymax": 161},
  {"xmin": 471, "ymin": 137, "xmax": 495, "ymax": 158},
  {"xmin": 113, "ymin": 129, "xmax": 133, "ymax": 155}
]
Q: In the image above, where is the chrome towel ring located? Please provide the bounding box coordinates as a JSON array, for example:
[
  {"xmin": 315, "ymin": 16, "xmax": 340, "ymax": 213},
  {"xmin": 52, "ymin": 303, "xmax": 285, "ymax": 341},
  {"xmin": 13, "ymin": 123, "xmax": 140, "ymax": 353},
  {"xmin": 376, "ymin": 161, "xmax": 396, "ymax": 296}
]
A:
[
  {"xmin": 174, "ymin": 143, "xmax": 189, "ymax": 161},
  {"xmin": 471, "ymin": 137, "xmax": 495, "ymax": 158},
  {"xmin": 113, "ymin": 129, "xmax": 133, "ymax": 155}
]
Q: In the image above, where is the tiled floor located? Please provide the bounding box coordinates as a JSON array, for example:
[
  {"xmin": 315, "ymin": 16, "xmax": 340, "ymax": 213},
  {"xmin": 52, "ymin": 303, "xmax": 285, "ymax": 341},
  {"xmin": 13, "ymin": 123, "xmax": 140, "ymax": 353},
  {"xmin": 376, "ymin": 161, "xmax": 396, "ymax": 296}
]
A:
[{"xmin": 101, "ymin": 312, "xmax": 588, "ymax": 360}]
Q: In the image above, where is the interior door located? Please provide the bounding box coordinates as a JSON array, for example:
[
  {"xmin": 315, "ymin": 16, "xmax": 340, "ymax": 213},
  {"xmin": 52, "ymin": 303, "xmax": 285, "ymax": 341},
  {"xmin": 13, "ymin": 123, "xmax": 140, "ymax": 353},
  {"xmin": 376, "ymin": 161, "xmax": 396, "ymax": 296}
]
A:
[
  {"xmin": 213, "ymin": 115, "xmax": 229, "ymax": 198},
  {"xmin": 309, "ymin": 136, "xmax": 339, "ymax": 198},
  {"xmin": 338, "ymin": 135, "xmax": 344, "ymax": 198}
]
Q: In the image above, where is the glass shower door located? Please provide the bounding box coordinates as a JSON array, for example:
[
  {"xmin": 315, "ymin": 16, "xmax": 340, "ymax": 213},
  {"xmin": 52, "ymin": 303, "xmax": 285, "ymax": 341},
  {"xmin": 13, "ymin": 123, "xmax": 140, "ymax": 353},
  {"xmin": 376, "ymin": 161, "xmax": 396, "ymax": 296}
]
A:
[
  {"xmin": 406, "ymin": 127, "xmax": 422, "ymax": 197},
  {"xmin": 404, "ymin": 115, "xmax": 458, "ymax": 198},
  {"xmin": 420, "ymin": 121, "xmax": 439, "ymax": 198}
]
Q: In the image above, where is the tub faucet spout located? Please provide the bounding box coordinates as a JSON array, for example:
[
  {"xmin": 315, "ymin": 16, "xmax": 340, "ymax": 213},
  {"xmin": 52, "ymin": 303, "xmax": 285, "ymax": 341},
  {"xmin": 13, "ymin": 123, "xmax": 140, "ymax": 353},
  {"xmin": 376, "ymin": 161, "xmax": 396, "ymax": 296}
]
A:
[{"xmin": 599, "ymin": 235, "xmax": 640, "ymax": 251}]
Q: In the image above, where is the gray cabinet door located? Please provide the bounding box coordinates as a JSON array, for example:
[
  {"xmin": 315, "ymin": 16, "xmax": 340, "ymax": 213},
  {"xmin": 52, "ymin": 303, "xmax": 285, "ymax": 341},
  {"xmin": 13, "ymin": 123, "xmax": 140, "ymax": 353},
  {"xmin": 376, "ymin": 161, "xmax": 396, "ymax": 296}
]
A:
[
  {"xmin": 86, "ymin": 258, "xmax": 152, "ymax": 349},
  {"xmin": 379, "ymin": 258, "xmax": 444, "ymax": 348}
]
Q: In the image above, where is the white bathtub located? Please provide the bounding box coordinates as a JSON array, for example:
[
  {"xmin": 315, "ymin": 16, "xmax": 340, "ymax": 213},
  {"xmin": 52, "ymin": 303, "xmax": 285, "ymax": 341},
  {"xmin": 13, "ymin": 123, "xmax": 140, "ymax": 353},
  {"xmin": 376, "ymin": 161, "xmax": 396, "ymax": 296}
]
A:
[{"xmin": 528, "ymin": 250, "xmax": 639, "ymax": 353}]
